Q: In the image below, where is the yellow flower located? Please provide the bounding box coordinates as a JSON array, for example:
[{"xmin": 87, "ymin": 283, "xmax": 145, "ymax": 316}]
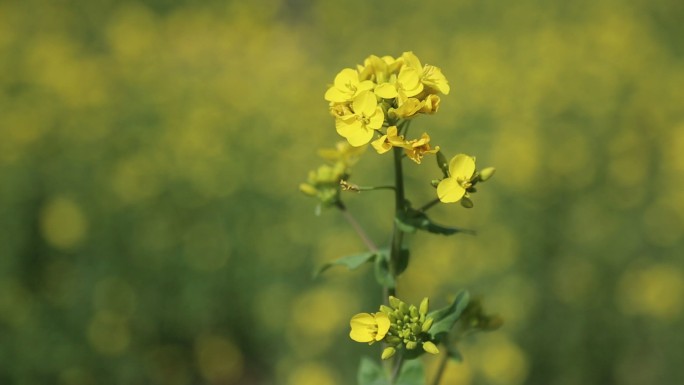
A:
[
  {"xmin": 325, "ymin": 68, "xmax": 375, "ymax": 103},
  {"xmin": 404, "ymin": 133, "xmax": 439, "ymax": 164},
  {"xmin": 358, "ymin": 55, "xmax": 401, "ymax": 84},
  {"xmin": 389, "ymin": 97, "xmax": 424, "ymax": 119},
  {"xmin": 437, "ymin": 154, "xmax": 476, "ymax": 203},
  {"xmin": 374, "ymin": 66, "xmax": 424, "ymax": 102},
  {"xmin": 419, "ymin": 94, "xmax": 441, "ymax": 114},
  {"xmin": 401, "ymin": 51, "xmax": 450, "ymax": 95},
  {"xmin": 371, "ymin": 126, "xmax": 407, "ymax": 154},
  {"xmin": 349, "ymin": 312, "xmax": 390, "ymax": 344},
  {"xmin": 335, "ymin": 91, "xmax": 384, "ymax": 147}
]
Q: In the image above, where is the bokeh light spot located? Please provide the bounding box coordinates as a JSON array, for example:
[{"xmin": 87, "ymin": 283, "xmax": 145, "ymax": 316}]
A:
[
  {"xmin": 287, "ymin": 362, "xmax": 337, "ymax": 385},
  {"xmin": 194, "ymin": 334, "xmax": 244, "ymax": 384},
  {"xmin": 617, "ymin": 263, "xmax": 684, "ymax": 320},
  {"xmin": 87, "ymin": 311, "xmax": 130, "ymax": 355},
  {"xmin": 40, "ymin": 196, "xmax": 88, "ymax": 250}
]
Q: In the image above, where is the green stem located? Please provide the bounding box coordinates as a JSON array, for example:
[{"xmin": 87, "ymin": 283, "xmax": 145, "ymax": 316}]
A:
[
  {"xmin": 387, "ymin": 120, "xmax": 411, "ymax": 300},
  {"xmin": 430, "ymin": 350, "xmax": 450, "ymax": 385},
  {"xmin": 336, "ymin": 203, "xmax": 378, "ymax": 253},
  {"xmin": 419, "ymin": 198, "xmax": 441, "ymax": 212},
  {"xmin": 390, "ymin": 354, "xmax": 404, "ymax": 385}
]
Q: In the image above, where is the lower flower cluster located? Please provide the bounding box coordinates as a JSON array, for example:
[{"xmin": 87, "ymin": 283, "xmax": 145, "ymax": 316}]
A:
[{"xmin": 350, "ymin": 296, "xmax": 439, "ymax": 360}]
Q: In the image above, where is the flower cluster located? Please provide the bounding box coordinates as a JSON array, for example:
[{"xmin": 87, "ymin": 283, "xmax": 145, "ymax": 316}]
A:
[
  {"xmin": 325, "ymin": 52, "xmax": 450, "ymax": 162},
  {"xmin": 350, "ymin": 296, "xmax": 439, "ymax": 360},
  {"xmin": 436, "ymin": 154, "xmax": 496, "ymax": 205},
  {"xmin": 299, "ymin": 141, "xmax": 366, "ymax": 208}
]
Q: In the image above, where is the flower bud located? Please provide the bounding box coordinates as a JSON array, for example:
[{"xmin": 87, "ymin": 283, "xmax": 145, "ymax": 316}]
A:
[
  {"xmin": 478, "ymin": 167, "xmax": 496, "ymax": 182},
  {"xmin": 382, "ymin": 347, "xmax": 396, "ymax": 360},
  {"xmin": 299, "ymin": 183, "xmax": 318, "ymax": 196},
  {"xmin": 421, "ymin": 317, "xmax": 433, "ymax": 333},
  {"xmin": 422, "ymin": 341, "xmax": 439, "ymax": 355},
  {"xmin": 419, "ymin": 298, "xmax": 429, "ymax": 316},
  {"xmin": 405, "ymin": 341, "xmax": 418, "ymax": 350},
  {"xmin": 389, "ymin": 296, "xmax": 402, "ymax": 309},
  {"xmin": 460, "ymin": 197, "xmax": 473, "ymax": 208}
]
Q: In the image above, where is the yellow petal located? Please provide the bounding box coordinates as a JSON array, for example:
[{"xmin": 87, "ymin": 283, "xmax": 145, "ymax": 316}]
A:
[
  {"xmin": 345, "ymin": 127, "xmax": 374, "ymax": 147},
  {"xmin": 448, "ymin": 154, "xmax": 476, "ymax": 180},
  {"xmin": 325, "ymin": 87, "xmax": 350, "ymax": 103},
  {"xmin": 367, "ymin": 107, "xmax": 385, "ymax": 130},
  {"xmin": 371, "ymin": 135, "xmax": 391, "ymax": 154},
  {"xmin": 352, "ymin": 91, "xmax": 377, "ymax": 117},
  {"xmin": 335, "ymin": 118, "xmax": 361, "ymax": 137},
  {"xmin": 437, "ymin": 178, "xmax": 465, "ymax": 203},
  {"xmin": 334, "ymin": 68, "xmax": 359, "ymax": 89},
  {"xmin": 374, "ymin": 83, "xmax": 398, "ymax": 99},
  {"xmin": 349, "ymin": 313, "xmax": 376, "ymax": 343},
  {"xmin": 374, "ymin": 312, "xmax": 390, "ymax": 340},
  {"xmin": 402, "ymin": 51, "xmax": 422, "ymax": 70}
]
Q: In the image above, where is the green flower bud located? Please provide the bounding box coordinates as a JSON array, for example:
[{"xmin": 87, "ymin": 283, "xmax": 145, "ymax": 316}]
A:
[
  {"xmin": 299, "ymin": 183, "xmax": 318, "ymax": 196},
  {"xmin": 460, "ymin": 197, "xmax": 474, "ymax": 208},
  {"xmin": 419, "ymin": 298, "xmax": 429, "ymax": 316},
  {"xmin": 382, "ymin": 347, "xmax": 396, "ymax": 360},
  {"xmin": 411, "ymin": 324, "xmax": 422, "ymax": 335},
  {"xmin": 436, "ymin": 150, "xmax": 449, "ymax": 177},
  {"xmin": 409, "ymin": 305, "xmax": 418, "ymax": 318},
  {"xmin": 478, "ymin": 167, "xmax": 496, "ymax": 182},
  {"xmin": 380, "ymin": 305, "xmax": 393, "ymax": 315},
  {"xmin": 421, "ymin": 317, "xmax": 434, "ymax": 333},
  {"xmin": 399, "ymin": 302, "xmax": 409, "ymax": 315},
  {"xmin": 405, "ymin": 341, "xmax": 418, "ymax": 350},
  {"xmin": 422, "ymin": 341, "xmax": 439, "ymax": 355},
  {"xmin": 389, "ymin": 296, "xmax": 402, "ymax": 309},
  {"xmin": 386, "ymin": 336, "xmax": 402, "ymax": 345}
]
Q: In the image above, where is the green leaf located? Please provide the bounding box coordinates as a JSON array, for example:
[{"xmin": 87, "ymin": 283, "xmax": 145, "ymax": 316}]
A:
[
  {"xmin": 395, "ymin": 247, "xmax": 410, "ymax": 275},
  {"xmin": 374, "ymin": 251, "xmax": 395, "ymax": 289},
  {"xmin": 396, "ymin": 359, "xmax": 425, "ymax": 385},
  {"xmin": 314, "ymin": 251, "xmax": 376, "ymax": 278},
  {"xmin": 427, "ymin": 291, "xmax": 470, "ymax": 338},
  {"xmin": 358, "ymin": 357, "xmax": 388, "ymax": 385},
  {"xmin": 447, "ymin": 346, "xmax": 464, "ymax": 362},
  {"xmin": 396, "ymin": 209, "xmax": 475, "ymax": 236}
]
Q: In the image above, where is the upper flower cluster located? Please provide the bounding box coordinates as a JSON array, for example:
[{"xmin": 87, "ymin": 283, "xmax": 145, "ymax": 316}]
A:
[{"xmin": 325, "ymin": 52, "xmax": 450, "ymax": 158}]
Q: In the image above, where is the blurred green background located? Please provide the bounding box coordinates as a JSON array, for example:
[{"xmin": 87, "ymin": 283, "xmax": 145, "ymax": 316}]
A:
[{"xmin": 1, "ymin": 0, "xmax": 683, "ymax": 384}]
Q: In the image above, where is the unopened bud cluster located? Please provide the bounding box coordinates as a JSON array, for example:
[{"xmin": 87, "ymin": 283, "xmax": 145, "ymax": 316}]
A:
[{"xmin": 378, "ymin": 296, "xmax": 439, "ymax": 360}]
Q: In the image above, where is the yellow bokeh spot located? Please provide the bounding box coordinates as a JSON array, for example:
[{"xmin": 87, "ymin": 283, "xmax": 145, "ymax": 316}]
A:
[
  {"xmin": 491, "ymin": 125, "xmax": 540, "ymax": 192},
  {"xmin": 194, "ymin": 334, "xmax": 244, "ymax": 384},
  {"xmin": 87, "ymin": 311, "xmax": 130, "ymax": 355},
  {"xmin": 40, "ymin": 196, "xmax": 88, "ymax": 250},
  {"xmin": 617, "ymin": 263, "xmax": 684, "ymax": 320},
  {"xmin": 425, "ymin": 354, "xmax": 473, "ymax": 385},
  {"xmin": 473, "ymin": 335, "xmax": 529, "ymax": 385},
  {"xmin": 287, "ymin": 362, "xmax": 337, "ymax": 385},
  {"xmin": 111, "ymin": 155, "xmax": 161, "ymax": 204},
  {"xmin": 290, "ymin": 287, "xmax": 355, "ymax": 338}
]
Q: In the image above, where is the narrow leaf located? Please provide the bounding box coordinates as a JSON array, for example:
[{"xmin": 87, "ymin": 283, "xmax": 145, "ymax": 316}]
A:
[
  {"xmin": 427, "ymin": 291, "xmax": 470, "ymax": 338},
  {"xmin": 374, "ymin": 252, "xmax": 395, "ymax": 289},
  {"xmin": 314, "ymin": 251, "xmax": 376, "ymax": 278},
  {"xmin": 396, "ymin": 359, "xmax": 425, "ymax": 385},
  {"xmin": 358, "ymin": 357, "xmax": 389, "ymax": 385}
]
